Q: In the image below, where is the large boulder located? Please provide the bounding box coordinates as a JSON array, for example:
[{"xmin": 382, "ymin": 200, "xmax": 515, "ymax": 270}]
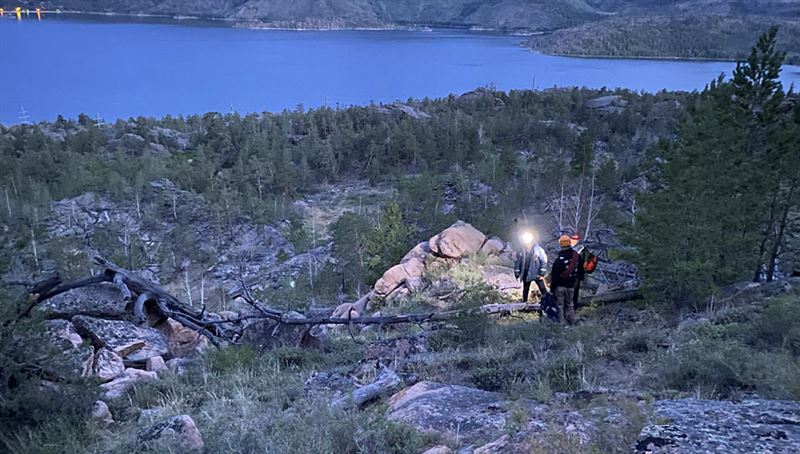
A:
[
  {"xmin": 37, "ymin": 284, "xmax": 129, "ymax": 319},
  {"xmin": 428, "ymin": 221, "xmax": 486, "ymax": 259},
  {"xmin": 401, "ymin": 241, "xmax": 431, "ymax": 263},
  {"xmin": 374, "ymin": 258, "xmax": 425, "ymax": 296},
  {"xmin": 387, "ymin": 381, "xmax": 509, "ymax": 445},
  {"xmin": 479, "ymin": 237, "xmax": 506, "ymax": 256},
  {"xmin": 636, "ymin": 398, "xmax": 800, "ymax": 453},
  {"xmin": 72, "ymin": 316, "xmax": 169, "ymax": 362},
  {"xmin": 138, "ymin": 415, "xmax": 204, "ymax": 451}
]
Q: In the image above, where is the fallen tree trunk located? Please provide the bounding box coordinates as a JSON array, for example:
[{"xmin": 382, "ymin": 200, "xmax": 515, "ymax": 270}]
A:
[
  {"xmin": 330, "ymin": 364, "xmax": 401, "ymax": 410},
  {"xmin": 577, "ymin": 289, "xmax": 643, "ymax": 308},
  {"xmin": 15, "ymin": 257, "xmax": 643, "ymax": 346}
]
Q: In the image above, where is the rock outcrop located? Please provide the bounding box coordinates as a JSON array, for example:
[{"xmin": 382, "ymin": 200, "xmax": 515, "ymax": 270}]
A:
[
  {"xmin": 72, "ymin": 316, "xmax": 169, "ymax": 362},
  {"xmin": 371, "ymin": 221, "xmax": 521, "ymax": 303},
  {"xmin": 37, "ymin": 284, "xmax": 129, "ymax": 319},
  {"xmin": 636, "ymin": 398, "xmax": 800, "ymax": 453},
  {"xmin": 586, "ymin": 95, "xmax": 628, "ymax": 113},
  {"xmin": 428, "ymin": 221, "xmax": 486, "ymax": 259},
  {"xmin": 387, "ymin": 381, "xmax": 512, "ymax": 445}
]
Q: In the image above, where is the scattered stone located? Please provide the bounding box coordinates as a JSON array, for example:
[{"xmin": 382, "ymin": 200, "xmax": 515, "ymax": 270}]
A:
[
  {"xmin": 479, "ymin": 237, "xmax": 506, "ymax": 256},
  {"xmin": 101, "ymin": 368, "xmax": 158, "ymax": 399},
  {"xmin": 421, "ymin": 446, "xmax": 453, "ymax": 454},
  {"xmin": 428, "ymin": 221, "xmax": 486, "ymax": 259},
  {"xmin": 481, "ymin": 265, "xmax": 522, "ymax": 297},
  {"xmin": 91, "ymin": 400, "xmax": 114, "ymax": 426},
  {"xmin": 636, "ymin": 398, "xmax": 800, "ymax": 453},
  {"xmin": 138, "ymin": 415, "xmax": 204, "ymax": 451},
  {"xmin": 146, "ymin": 356, "xmax": 168, "ymax": 374},
  {"xmin": 72, "ymin": 315, "xmax": 169, "ymax": 362},
  {"xmin": 93, "ymin": 348, "xmax": 125, "ymax": 382}
]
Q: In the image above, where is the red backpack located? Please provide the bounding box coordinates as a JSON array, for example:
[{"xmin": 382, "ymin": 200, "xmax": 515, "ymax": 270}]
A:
[{"xmin": 582, "ymin": 249, "xmax": 599, "ymax": 274}]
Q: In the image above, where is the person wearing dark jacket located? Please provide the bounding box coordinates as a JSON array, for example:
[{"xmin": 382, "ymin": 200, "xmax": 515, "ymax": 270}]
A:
[{"xmin": 550, "ymin": 235, "xmax": 583, "ymax": 325}]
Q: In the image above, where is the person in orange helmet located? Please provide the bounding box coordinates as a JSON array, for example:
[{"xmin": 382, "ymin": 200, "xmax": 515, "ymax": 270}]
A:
[{"xmin": 549, "ymin": 234, "xmax": 583, "ymax": 324}]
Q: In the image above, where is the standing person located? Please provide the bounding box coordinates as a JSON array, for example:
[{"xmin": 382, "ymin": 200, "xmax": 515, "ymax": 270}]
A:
[
  {"xmin": 550, "ymin": 235, "xmax": 583, "ymax": 325},
  {"xmin": 514, "ymin": 231, "xmax": 548, "ymax": 303}
]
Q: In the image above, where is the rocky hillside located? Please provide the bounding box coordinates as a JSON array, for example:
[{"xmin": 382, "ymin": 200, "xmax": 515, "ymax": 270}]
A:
[{"xmin": 4, "ymin": 214, "xmax": 800, "ymax": 452}]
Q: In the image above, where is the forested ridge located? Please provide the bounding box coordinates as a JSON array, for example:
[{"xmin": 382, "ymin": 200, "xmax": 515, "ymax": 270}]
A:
[
  {"xmin": 2, "ymin": 1, "xmax": 799, "ymax": 61},
  {"xmin": 528, "ymin": 15, "xmax": 800, "ymax": 65}
]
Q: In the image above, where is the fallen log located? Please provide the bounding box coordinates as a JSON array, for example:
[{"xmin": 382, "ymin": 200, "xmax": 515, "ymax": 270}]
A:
[
  {"xmin": 330, "ymin": 364, "xmax": 401, "ymax": 410},
  {"xmin": 13, "ymin": 256, "xmax": 642, "ymax": 346},
  {"xmin": 577, "ymin": 288, "xmax": 643, "ymax": 308}
]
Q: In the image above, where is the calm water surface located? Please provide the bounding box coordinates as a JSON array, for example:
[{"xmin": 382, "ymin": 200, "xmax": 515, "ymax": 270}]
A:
[{"xmin": 2, "ymin": 16, "xmax": 799, "ymax": 123}]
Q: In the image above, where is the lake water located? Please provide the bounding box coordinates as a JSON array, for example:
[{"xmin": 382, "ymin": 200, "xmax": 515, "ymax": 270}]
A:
[{"xmin": 2, "ymin": 16, "xmax": 799, "ymax": 124}]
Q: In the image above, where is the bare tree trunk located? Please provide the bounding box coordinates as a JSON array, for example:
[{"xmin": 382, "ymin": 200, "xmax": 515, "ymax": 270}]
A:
[
  {"xmin": 766, "ymin": 178, "xmax": 796, "ymax": 281},
  {"xmin": 30, "ymin": 227, "xmax": 39, "ymax": 269},
  {"xmin": 585, "ymin": 172, "xmax": 598, "ymax": 240},
  {"xmin": 754, "ymin": 180, "xmax": 781, "ymax": 282},
  {"xmin": 4, "ymin": 187, "xmax": 11, "ymax": 218}
]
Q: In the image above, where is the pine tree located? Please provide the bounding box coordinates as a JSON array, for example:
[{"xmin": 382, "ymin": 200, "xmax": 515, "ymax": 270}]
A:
[
  {"xmin": 627, "ymin": 29, "xmax": 797, "ymax": 305},
  {"xmin": 364, "ymin": 201, "xmax": 412, "ymax": 283}
]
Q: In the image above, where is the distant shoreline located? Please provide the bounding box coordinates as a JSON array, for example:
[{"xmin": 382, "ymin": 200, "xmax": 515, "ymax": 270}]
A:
[
  {"xmin": 17, "ymin": 11, "xmax": 785, "ymax": 65},
  {"xmin": 529, "ymin": 49, "xmax": 740, "ymax": 64}
]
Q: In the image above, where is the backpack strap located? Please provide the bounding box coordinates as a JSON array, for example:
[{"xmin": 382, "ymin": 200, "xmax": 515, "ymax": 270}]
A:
[{"xmin": 560, "ymin": 250, "xmax": 580, "ymax": 279}]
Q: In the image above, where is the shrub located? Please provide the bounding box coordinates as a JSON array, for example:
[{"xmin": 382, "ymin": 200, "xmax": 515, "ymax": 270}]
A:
[
  {"xmin": 543, "ymin": 354, "xmax": 584, "ymax": 392},
  {"xmin": 206, "ymin": 344, "xmax": 259, "ymax": 373},
  {"xmin": 652, "ymin": 337, "xmax": 765, "ymax": 397},
  {"xmin": 748, "ymin": 296, "xmax": 800, "ymax": 354}
]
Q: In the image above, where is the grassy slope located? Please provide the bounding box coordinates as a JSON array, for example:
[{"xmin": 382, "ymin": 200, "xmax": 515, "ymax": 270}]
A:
[{"xmin": 6, "ymin": 284, "xmax": 799, "ymax": 453}]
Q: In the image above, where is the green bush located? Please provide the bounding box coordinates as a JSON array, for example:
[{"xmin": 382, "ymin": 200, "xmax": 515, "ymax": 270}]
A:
[
  {"xmin": 207, "ymin": 344, "xmax": 259, "ymax": 373},
  {"xmin": 749, "ymin": 297, "xmax": 800, "ymax": 354},
  {"xmin": 543, "ymin": 355, "xmax": 584, "ymax": 392}
]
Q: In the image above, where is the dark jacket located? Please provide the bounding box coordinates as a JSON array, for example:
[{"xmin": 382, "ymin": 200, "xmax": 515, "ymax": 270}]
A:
[{"xmin": 550, "ymin": 248, "xmax": 582, "ymax": 289}]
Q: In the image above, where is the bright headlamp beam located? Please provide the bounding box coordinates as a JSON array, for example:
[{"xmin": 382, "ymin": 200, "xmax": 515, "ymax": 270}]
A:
[{"xmin": 521, "ymin": 231, "xmax": 534, "ymax": 246}]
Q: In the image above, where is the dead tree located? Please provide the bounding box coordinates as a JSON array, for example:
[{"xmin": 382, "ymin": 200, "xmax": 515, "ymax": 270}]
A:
[{"xmin": 14, "ymin": 256, "xmax": 643, "ymax": 347}]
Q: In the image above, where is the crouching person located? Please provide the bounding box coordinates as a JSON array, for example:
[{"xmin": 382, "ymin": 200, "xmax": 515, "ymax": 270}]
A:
[{"xmin": 550, "ymin": 235, "xmax": 583, "ymax": 325}]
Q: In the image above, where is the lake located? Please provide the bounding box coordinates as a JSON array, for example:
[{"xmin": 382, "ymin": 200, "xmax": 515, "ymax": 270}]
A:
[{"xmin": 2, "ymin": 16, "xmax": 799, "ymax": 124}]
